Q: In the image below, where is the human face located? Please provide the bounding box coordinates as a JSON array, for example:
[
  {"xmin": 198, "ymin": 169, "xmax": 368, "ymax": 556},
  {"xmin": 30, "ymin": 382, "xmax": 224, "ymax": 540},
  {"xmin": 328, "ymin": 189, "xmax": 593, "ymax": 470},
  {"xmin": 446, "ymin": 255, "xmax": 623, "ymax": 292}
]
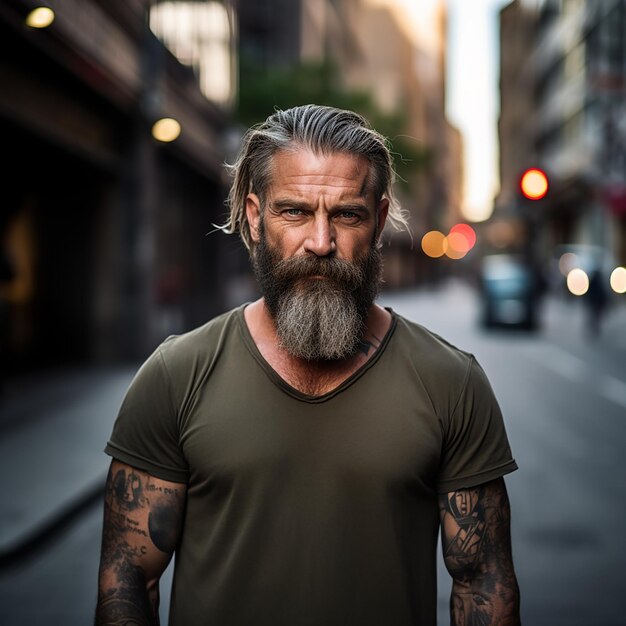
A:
[
  {"xmin": 246, "ymin": 148, "xmax": 389, "ymax": 360},
  {"xmin": 245, "ymin": 148, "xmax": 389, "ymax": 261},
  {"xmin": 252, "ymin": 223, "xmax": 382, "ymax": 360}
]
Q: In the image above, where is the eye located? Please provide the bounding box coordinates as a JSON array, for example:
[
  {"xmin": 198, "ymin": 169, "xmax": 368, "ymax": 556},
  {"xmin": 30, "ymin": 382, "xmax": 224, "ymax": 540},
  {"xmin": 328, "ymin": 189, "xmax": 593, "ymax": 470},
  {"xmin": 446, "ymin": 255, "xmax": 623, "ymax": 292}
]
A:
[
  {"xmin": 336, "ymin": 210, "xmax": 361, "ymax": 223},
  {"xmin": 284, "ymin": 208, "xmax": 304, "ymax": 217}
]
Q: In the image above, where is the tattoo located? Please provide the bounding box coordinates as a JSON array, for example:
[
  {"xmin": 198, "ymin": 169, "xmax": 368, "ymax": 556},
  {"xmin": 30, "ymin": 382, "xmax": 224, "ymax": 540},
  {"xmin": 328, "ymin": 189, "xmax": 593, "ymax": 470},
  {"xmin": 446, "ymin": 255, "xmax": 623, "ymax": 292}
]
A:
[
  {"xmin": 359, "ymin": 333, "xmax": 382, "ymax": 356},
  {"xmin": 97, "ymin": 464, "xmax": 184, "ymax": 625},
  {"xmin": 100, "ymin": 469, "xmax": 149, "ymax": 571},
  {"xmin": 96, "ymin": 560, "xmax": 155, "ymax": 625},
  {"xmin": 97, "ymin": 468, "xmax": 156, "ymax": 624},
  {"xmin": 112, "ymin": 468, "xmax": 145, "ymax": 511},
  {"xmin": 442, "ymin": 487, "xmax": 486, "ymax": 569},
  {"xmin": 145, "ymin": 483, "xmax": 184, "ymax": 553},
  {"xmin": 439, "ymin": 479, "xmax": 520, "ymax": 626},
  {"xmin": 148, "ymin": 504, "xmax": 181, "ymax": 553}
]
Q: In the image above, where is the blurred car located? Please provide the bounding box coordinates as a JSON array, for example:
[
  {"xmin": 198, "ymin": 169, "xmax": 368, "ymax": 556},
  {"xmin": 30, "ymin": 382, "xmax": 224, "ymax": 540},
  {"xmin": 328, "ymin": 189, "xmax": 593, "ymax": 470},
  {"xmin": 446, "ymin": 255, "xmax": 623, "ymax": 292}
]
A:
[{"xmin": 479, "ymin": 254, "xmax": 540, "ymax": 330}]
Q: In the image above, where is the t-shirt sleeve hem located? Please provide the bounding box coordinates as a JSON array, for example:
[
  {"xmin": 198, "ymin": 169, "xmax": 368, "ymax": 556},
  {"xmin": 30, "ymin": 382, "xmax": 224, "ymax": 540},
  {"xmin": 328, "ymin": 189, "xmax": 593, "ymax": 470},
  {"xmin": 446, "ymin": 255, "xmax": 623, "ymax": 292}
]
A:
[
  {"xmin": 436, "ymin": 459, "xmax": 518, "ymax": 493},
  {"xmin": 105, "ymin": 442, "xmax": 189, "ymax": 484}
]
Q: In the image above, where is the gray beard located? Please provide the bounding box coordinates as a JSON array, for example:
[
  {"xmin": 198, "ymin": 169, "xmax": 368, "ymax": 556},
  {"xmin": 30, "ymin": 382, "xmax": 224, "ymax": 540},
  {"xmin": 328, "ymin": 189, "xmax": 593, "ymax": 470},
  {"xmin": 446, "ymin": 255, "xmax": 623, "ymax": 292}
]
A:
[
  {"xmin": 252, "ymin": 230, "xmax": 382, "ymax": 361},
  {"xmin": 274, "ymin": 279, "xmax": 364, "ymax": 361}
]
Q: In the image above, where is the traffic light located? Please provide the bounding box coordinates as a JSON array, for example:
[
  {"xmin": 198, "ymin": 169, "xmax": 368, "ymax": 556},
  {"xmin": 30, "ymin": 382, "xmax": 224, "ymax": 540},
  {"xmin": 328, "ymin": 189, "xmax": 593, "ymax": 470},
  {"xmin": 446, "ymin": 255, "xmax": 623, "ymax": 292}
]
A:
[{"xmin": 520, "ymin": 168, "xmax": 549, "ymax": 200}]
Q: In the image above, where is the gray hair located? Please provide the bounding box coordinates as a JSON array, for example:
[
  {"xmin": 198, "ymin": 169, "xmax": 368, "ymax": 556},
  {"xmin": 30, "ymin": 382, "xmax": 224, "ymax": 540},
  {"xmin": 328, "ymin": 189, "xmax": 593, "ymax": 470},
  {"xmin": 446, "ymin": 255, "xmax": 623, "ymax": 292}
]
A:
[{"xmin": 221, "ymin": 104, "xmax": 409, "ymax": 251}]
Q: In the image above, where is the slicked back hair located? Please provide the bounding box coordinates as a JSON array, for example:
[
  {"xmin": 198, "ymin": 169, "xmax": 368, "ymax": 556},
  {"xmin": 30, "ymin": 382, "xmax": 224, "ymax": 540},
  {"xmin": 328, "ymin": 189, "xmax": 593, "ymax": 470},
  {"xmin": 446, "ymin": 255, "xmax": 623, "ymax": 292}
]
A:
[{"xmin": 221, "ymin": 104, "xmax": 409, "ymax": 252}]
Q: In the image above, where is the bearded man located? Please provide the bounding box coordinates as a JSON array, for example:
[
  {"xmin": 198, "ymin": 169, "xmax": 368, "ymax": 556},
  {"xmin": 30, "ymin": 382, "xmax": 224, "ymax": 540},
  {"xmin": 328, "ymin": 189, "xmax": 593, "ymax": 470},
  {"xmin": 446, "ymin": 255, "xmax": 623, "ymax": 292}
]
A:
[{"xmin": 96, "ymin": 105, "xmax": 520, "ymax": 626}]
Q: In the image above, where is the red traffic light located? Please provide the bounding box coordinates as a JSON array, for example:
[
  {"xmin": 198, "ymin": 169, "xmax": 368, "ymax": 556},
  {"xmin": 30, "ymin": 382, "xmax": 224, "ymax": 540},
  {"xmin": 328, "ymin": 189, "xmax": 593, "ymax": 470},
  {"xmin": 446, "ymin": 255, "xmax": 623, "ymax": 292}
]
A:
[{"xmin": 520, "ymin": 168, "xmax": 548, "ymax": 200}]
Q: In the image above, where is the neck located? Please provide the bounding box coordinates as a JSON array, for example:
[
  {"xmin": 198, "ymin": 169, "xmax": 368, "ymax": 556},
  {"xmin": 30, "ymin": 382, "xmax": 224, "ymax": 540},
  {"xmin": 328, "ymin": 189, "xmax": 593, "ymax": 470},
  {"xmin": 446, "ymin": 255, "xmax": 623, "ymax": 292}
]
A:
[{"xmin": 244, "ymin": 299, "xmax": 392, "ymax": 396}]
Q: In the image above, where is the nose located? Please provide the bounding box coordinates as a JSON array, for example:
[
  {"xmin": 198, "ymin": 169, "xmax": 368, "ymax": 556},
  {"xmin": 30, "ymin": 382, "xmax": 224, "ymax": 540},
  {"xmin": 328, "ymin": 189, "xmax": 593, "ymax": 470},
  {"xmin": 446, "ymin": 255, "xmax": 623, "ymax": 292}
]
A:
[{"xmin": 303, "ymin": 215, "xmax": 336, "ymax": 257}]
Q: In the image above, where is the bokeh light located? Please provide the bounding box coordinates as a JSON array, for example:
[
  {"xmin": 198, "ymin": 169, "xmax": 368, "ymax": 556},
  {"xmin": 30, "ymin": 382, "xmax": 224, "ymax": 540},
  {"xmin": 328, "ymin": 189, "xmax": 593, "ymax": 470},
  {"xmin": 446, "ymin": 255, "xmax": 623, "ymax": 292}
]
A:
[
  {"xmin": 421, "ymin": 231, "xmax": 447, "ymax": 258},
  {"xmin": 520, "ymin": 168, "xmax": 548, "ymax": 200},
  {"xmin": 559, "ymin": 252, "xmax": 579, "ymax": 276},
  {"xmin": 152, "ymin": 117, "xmax": 181, "ymax": 142},
  {"xmin": 26, "ymin": 7, "xmax": 55, "ymax": 28},
  {"xmin": 450, "ymin": 223, "xmax": 477, "ymax": 249},
  {"xmin": 610, "ymin": 267, "xmax": 626, "ymax": 294},
  {"xmin": 423, "ymin": 224, "xmax": 476, "ymax": 260},
  {"xmin": 567, "ymin": 268, "xmax": 589, "ymax": 296},
  {"xmin": 445, "ymin": 232, "xmax": 470, "ymax": 259}
]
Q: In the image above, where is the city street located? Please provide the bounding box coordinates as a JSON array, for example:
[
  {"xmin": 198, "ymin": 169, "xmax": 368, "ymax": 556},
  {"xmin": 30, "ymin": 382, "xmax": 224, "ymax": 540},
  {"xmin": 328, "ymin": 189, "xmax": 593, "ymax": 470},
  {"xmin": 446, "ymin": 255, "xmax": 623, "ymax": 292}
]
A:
[
  {"xmin": 382, "ymin": 281, "xmax": 626, "ymax": 626},
  {"xmin": 1, "ymin": 280, "xmax": 625, "ymax": 626}
]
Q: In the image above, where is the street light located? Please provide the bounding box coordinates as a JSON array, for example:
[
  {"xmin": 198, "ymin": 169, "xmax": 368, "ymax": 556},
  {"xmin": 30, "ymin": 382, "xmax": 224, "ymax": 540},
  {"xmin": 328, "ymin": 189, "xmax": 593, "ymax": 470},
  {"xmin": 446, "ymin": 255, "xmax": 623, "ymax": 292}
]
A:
[
  {"xmin": 25, "ymin": 7, "xmax": 55, "ymax": 28},
  {"xmin": 520, "ymin": 168, "xmax": 549, "ymax": 200},
  {"xmin": 151, "ymin": 117, "xmax": 181, "ymax": 143}
]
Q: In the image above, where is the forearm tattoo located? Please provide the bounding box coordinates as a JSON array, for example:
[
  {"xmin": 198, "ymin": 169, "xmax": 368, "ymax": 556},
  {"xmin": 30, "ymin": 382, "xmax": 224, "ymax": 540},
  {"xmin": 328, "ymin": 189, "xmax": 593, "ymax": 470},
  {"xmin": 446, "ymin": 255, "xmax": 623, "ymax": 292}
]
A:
[
  {"xmin": 96, "ymin": 465, "xmax": 184, "ymax": 626},
  {"xmin": 439, "ymin": 479, "xmax": 520, "ymax": 626}
]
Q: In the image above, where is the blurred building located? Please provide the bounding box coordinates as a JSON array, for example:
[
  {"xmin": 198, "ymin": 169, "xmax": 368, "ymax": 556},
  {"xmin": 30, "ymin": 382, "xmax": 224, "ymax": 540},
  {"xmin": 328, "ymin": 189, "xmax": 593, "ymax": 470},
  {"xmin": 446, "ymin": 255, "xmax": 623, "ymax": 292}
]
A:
[
  {"xmin": 495, "ymin": 0, "xmax": 626, "ymax": 276},
  {"xmin": 498, "ymin": 0, "xmax": 537, "ymax": 214},
  {"xmin": 235, "ymin": 0, "xmax": 464, "ymax": 288},
  {"xmin": 236, "ymin": 0, "xmax": 302, "ymax": 69},
  {"xmin": 0, "ymin": 0, "xmax": 241, "ymax": 373},
  {"xmin": 333, "ymin": 0, "xmax": 464, "ymax": 287}
]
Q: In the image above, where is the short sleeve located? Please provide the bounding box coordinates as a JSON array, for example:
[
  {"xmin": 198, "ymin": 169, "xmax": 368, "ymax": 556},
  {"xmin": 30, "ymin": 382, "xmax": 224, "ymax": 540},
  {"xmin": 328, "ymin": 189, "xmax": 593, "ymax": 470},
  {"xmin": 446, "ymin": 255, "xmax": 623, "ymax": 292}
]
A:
[
  {"xmin": 105, "ymin": 346, "xmax": 189, "ymax": 483},
  {"xmin": 437, "ymin": 356, "xmax": 518, "ymax": 493}
]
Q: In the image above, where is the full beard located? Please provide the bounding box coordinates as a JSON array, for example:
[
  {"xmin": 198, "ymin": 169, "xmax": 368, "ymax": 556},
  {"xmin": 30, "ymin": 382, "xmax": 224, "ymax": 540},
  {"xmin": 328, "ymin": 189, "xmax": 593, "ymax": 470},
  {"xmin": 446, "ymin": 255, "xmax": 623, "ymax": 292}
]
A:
[{"xmin": 252, "ymin": 230, "xmax": 383, "ymax": 361}]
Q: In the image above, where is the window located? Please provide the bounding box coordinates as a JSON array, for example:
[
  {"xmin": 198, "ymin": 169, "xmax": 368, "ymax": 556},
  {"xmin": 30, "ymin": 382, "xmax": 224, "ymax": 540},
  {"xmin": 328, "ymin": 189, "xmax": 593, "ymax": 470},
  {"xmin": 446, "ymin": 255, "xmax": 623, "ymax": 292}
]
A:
[{"xmin": 150, "ymin": 1, "xmax": 235, "ymax": 105}]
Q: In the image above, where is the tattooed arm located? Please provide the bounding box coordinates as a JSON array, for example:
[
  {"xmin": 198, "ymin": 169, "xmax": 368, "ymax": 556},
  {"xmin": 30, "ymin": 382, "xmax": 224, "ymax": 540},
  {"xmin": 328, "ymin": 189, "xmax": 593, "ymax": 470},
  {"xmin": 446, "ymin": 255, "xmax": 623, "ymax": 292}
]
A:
[
  {"xmin": 95, "ymin": 460, "xmax": 186, "ymax": 625},
  {"xmin": 439, "ymin": 477, "xmax": 520, "ymax": 626}
]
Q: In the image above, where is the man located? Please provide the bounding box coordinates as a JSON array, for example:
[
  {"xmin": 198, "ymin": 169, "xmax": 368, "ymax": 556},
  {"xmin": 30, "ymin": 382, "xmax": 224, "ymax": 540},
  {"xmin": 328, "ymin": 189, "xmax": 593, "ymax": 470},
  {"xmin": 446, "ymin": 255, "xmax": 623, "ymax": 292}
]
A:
[{"xmin": 96, "ymin": 104, "xmax": 520, "ymax": 625}]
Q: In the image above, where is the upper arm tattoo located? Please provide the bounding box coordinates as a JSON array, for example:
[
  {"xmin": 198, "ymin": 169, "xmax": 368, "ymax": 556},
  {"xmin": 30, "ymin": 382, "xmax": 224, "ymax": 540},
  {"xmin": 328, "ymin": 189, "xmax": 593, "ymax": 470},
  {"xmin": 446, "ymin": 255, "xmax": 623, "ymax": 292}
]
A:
[
  {"xmin": 96, "ymin": 463, "xmax": 186, "ymax": 625},
  {"xmin": 441, "ymin": 486, "xmax": 487, "ymax": 572},
  {"xmin": 439, "ymin": 478, "xmax": 520, "ymax": 626}
]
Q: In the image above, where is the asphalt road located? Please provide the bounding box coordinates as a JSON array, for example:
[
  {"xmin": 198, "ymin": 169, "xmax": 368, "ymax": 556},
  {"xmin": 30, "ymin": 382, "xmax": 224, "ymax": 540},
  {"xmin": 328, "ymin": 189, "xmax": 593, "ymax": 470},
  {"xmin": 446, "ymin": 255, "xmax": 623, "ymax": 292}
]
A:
[
  {"xmin": 1, "ymin": 280, "xmax": 624, "ymax": 625},
  {"xmin": 381, "ymin": 282, "xmax": 626, "ymax": 626}
]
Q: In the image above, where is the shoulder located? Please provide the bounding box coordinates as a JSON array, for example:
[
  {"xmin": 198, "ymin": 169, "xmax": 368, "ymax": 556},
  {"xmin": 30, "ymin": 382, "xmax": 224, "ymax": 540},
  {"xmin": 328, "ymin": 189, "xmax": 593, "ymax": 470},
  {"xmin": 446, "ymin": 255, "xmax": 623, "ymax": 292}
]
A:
[
  {"xmin": 386, "ymin": 311, "xmax": 483, "ymax": 421},
  {"xmin": 133, "ymin": 304, "xmax": 248, "ymax": 421},
  {"xmin": 157, "ymin": 304, "xmax": 245, "ymax": 365},
  {"xmin": 391, "ymin": 312, "xmax": 473, "ymax": 380}
]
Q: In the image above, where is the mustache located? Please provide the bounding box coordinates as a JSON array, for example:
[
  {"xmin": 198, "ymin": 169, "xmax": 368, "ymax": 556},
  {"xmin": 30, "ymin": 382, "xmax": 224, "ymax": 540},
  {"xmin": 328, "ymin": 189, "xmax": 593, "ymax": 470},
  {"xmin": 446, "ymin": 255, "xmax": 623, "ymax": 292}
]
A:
[{"xmin": 269, "ymin": 254, "xmax": 367, "ymax": 288}]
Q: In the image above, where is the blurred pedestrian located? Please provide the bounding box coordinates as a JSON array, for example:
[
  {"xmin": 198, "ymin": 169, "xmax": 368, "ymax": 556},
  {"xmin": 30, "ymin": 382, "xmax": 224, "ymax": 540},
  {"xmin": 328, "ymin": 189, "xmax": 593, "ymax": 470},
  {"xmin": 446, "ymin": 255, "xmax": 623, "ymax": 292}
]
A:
[
  {"xmin": 96, "ymin": 105, "xmax": 520, "ymax": 626},
  {"xmin": 585, "ymin": 267, "xmax": 609, "ymax": 338}
]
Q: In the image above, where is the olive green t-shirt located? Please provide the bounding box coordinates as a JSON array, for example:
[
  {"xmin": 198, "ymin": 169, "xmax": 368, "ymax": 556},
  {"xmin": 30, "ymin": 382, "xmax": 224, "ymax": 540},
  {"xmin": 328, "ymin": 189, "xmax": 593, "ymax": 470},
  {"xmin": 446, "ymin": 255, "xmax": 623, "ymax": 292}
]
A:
[{"xmin": 105, "ymin": 305, "xmax": 517, "ymax": 626}]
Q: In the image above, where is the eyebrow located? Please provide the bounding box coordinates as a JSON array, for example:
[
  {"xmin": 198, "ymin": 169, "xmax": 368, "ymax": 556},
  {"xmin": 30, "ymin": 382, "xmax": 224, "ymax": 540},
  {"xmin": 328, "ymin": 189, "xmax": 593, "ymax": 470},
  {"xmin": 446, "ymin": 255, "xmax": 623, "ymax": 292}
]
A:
[
  {"xmin": 271, "ymin": 199, "xmax": 311, "ymax": 211},
  {"xmin": 271, "ymin": 199, "xmax": 370, "ymax": 212}
]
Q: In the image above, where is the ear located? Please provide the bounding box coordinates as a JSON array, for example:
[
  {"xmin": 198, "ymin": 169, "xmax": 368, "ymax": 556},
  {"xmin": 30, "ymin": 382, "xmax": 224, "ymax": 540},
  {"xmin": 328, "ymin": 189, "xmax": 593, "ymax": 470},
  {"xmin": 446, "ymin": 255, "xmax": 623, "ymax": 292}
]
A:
[
  {"xmin": 375, "ymin": 198, "xmax": 389, "ymax": 240},
  {"xmin": 246, "ymin": 193, "xmax": 262, "ymax": 244}
]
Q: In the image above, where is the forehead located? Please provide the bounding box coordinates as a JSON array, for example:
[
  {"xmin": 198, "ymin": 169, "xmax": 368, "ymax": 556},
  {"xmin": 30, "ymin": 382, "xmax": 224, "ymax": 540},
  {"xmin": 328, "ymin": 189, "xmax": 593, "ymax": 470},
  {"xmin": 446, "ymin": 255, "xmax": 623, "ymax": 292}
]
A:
[{"xmin": 268, "ymin": 148, "xmax": 372, "ymax": 199}]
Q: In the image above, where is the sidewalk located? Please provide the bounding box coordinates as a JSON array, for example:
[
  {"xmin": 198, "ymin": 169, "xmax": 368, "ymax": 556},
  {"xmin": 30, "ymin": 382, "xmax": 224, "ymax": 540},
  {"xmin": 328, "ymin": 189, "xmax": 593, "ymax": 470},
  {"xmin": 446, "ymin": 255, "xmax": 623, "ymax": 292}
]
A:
[{"xmin": 0, "ymin": 365, "xmax": 137, "ymax": 565}]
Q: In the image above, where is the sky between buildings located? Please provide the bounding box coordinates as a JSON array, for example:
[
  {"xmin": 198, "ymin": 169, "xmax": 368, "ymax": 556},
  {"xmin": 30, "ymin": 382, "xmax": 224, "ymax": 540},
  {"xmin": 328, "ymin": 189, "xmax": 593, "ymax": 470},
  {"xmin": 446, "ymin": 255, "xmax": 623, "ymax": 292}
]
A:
[
  {"xmin": 446, "ymin": 0, "xmax": 512, "ymax": 222},
  {"xmin": 373, "ymin": 0, "xmax": 512, "ymax": 222}
]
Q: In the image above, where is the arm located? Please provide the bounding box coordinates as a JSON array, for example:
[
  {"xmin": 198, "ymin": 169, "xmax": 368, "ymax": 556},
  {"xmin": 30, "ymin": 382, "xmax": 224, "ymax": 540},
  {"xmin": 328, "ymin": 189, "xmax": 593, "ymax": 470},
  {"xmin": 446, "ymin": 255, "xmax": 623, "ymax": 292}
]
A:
[
  {"xmin": 439, "ymin": 477, "xmax": 520, "ymax": 626},
  {"xmin": 96, "ymin": 460, "xmax": 186, "ymax": 625}
]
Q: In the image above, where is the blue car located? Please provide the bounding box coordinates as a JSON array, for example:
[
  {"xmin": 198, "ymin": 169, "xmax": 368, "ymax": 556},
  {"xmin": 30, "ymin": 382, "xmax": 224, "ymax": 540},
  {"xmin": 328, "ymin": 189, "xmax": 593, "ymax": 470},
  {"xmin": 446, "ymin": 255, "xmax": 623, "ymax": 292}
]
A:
[{"xmin": 479, "ymin": 254, "xmax": 540, "ymax": 330}]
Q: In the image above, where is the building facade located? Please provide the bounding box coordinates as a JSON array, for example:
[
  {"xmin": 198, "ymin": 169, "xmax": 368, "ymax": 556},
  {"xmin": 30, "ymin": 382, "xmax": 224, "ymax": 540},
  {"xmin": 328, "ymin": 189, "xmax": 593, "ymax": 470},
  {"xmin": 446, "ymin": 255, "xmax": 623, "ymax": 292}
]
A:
[
  {"xmin": 496, "ymin": 0, "xmax": 626, "ymax": 278},
  {"xmin": 0, "ymin": 0, "xmax": 239, "ymax": 372},
  {"xmin": 235, "ymin": 0, "xmax": 464, "ymax": 287}
]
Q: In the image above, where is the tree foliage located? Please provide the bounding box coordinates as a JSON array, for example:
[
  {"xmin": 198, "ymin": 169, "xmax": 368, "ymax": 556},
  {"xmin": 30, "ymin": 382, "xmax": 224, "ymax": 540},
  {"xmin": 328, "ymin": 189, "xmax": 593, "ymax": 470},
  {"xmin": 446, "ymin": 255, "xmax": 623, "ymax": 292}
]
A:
[{"xmin": 236, "ymin": 58, "xmax": 431, "ymax": 186}]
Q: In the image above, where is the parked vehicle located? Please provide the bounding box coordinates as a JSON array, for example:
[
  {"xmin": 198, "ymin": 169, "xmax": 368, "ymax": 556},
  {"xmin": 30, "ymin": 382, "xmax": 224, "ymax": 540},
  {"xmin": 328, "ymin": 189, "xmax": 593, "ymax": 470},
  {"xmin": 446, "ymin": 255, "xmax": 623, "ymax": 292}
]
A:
[{"xmin": 479, "ymin": 254, "xmax": 541, "ymax": 330}]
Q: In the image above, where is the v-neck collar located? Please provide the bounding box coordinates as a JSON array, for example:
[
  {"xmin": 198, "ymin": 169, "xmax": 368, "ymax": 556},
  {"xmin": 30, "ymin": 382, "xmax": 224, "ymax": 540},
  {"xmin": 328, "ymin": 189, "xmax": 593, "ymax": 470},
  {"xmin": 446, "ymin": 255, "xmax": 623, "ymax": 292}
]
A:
[{"xmin": 236, "ymin": 305, "xmax": 398, "ymax": 404}]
